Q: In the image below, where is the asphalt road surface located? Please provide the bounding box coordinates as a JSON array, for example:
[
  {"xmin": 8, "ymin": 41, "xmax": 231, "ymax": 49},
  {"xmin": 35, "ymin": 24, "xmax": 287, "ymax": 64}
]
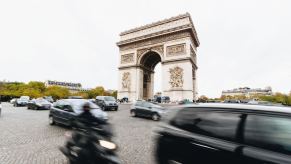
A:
[{"xmin": 0, "ymin": 102, "xmax": 170, "ymax": 164}]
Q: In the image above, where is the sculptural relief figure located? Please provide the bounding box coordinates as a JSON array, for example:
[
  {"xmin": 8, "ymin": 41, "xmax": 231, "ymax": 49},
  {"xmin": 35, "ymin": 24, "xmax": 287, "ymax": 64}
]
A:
[
  {"xmin": 169, "ymin": 67, "xmax": 184, "ymax": 88},
  {"xmin": 122, "ymin": 72, "xmax": 131, "ymax": 90}
]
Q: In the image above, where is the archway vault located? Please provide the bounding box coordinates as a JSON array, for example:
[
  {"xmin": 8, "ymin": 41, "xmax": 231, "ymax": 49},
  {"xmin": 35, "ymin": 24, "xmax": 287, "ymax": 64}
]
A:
[{"xmin": 117, "ymin": 13, "xmax": 200, "ymax": 101}]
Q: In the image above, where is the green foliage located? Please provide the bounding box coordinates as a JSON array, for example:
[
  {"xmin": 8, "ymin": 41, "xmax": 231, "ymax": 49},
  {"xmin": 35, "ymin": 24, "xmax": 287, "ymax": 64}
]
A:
[
  {"xmin": 0, "ymin": 81, "xmax": 117, "ymax": 101},
  {"xmin": 260, "ymin": 92, "xmax": 291, "ymax": 106},
  {"xmin": 112, "ymin": 91, "xmax": 117, "ymax": 98},
  {"xmin": 45, "ymin": 86, "xmax": 70, "ymax": 100}
]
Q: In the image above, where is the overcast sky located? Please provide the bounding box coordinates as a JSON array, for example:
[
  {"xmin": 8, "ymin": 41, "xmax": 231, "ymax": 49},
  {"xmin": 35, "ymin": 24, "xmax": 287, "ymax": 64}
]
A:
[{"xmin": 0, "ymin": 0, "xmax": 290, "ymax": 97}]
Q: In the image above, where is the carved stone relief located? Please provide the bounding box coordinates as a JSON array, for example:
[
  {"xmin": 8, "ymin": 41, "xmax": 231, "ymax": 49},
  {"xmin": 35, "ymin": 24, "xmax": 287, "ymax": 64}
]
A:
[
  {"xmin": 119, "ymin": 31, "xmax": 192, "ymax": 51},
  {"xmin": 166, "ymin": 43, "xmax": 186, "ymax": 57},
  {"xmin": 169, "ymin": 66, "xmax": 184, "ymax": 88},
  {"xmin": 136, "ymin": 45, "xmax": 164, "ymax": 62},
  {"xmin": 121, "ymin": 53, "xmax": 134, "ymax": 64},
  {"xmin": 122, "ymin": 72, "xmax": 131, "ymax": 90}
]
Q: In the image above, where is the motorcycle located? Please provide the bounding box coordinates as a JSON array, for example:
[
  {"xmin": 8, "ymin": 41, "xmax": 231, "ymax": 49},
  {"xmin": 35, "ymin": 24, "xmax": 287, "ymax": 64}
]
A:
[{"xmin": 59, "ymin": 122, "xmax": 121, "ymax": 164}]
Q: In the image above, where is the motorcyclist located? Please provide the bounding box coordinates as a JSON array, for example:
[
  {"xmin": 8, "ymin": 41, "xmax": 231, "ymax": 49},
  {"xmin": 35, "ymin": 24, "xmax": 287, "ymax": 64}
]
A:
[
  {"xmin": 75, "ymin": 102, "xmax": 106, "ymax": 126},
  {"xmin": 60, "ymin": 102, "xmax": 114, "ymax": 163}
]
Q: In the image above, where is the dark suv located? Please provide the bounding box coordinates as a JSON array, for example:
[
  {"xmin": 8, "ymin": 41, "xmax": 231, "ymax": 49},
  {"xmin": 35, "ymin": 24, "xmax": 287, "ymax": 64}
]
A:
[
  {"xmin": 95, "ymin": 96, "xmax": 118, "ymax": 111},
  {"xmin": 155, "ymin": 103, "xmax": 291, "ymax": 164}
]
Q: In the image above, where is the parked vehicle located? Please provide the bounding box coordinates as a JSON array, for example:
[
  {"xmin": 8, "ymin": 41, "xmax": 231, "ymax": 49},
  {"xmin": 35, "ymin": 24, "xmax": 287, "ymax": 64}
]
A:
[
  {"xmin": 27, "ymin": 98, "xmax": 52, "ymax": 110},
  {"xmin": 223, "ymin": 99, "xmax": 240, "ymax": 103},
  {"xmin": 10, "ymin": 98, "xmax": 17, "ymax": 104},
  {"xmin": 43, "ymin": 96, "xmax": 54, "ymax": 103},
  {"xmin": 154, "ymin": 96, "xmax": 162, "ymax": 103},
  {"xmin": 119, "ymin": 97, "xmax": 128, "ymax": 103},
  {"xmin": 59, "ymin": 121, "xmax": 120, "ymax": 164},
  {"xmin": 161, "ymin": 96, "xmax": 170, "ymax": 103},
  {"xmin": 96, "ymin": 96, "xmax": 118, "ymax": 111},
  {"xmin": 178, "ymin": 99, "xmax": 192, "ymax": 105},
  {"xmin": 0, "ymin": 102, "xmax": 2, "ymax": 116},
  {"xmin": 130, "ymin": 101, "xmax": 167, "ymax": 121},
  {"xmin": 14, "ymin": 96, "xmax": 30, "ymax": 107},
  {"xmin": 68, "ymin": 96, "xmax": 83, "ymax": 99},
  {"xmin": 49, "ymin": 99, "xmax": 107, "ymax": 127},
  {"xmin": 155, "ymin": 103, "xmax": 291, "ymax": 164}
]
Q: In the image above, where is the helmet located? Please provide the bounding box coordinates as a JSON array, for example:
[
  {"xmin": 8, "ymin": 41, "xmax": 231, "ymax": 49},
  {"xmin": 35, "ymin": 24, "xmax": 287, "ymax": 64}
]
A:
[{"xmin": 83, "ymin": 102, "xmax": 91, "ymax": 111}]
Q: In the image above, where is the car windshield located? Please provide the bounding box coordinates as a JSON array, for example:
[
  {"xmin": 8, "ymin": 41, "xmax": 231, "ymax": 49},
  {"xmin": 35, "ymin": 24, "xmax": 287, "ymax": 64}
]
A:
[
  {"xmin": 70, "ymin": 100, "xmax": 100, "ymax": 111},
  {"xmin": 20, "ymin": 97, "xmax": 29, "ymax": 100},
  {"xmin": 104, "ymin": 97, "xmax": 116, "ymax": 101}
]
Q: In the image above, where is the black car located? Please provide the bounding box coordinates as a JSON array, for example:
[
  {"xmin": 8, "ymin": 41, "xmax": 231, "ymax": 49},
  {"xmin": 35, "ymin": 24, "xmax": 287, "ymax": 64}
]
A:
[
  {"xmin": 130, "ymin": 101, "xmax": 167, "ymax": 121},
  {"xmin": 27, "ymin": 98, "xmax": 52, "ymax": 110},
  {"xmin": 96, "ymin": 96, "xmax": 118, "ymax": 111},
  {"xmin": 49, "ymin": 99, "xmax": 108, "ymax": 126},
  {"xmin": 155, "ymin": 103, "xmax": 291, "ymax": 164}
]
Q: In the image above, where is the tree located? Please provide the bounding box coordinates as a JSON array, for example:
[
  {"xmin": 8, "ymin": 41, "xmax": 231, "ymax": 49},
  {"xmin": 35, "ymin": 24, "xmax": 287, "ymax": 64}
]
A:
[
  {"xmin": 87, "ymin": 86, "xmax": 105, "ymax": 98},
  {"xmin": 111, "ymin": 91, "xmax": 117, "ymax": 98},
  {"xmin": 198, "ymin": 95, "xmax": 208, "ymax": 103},
  {"xmin": 45, "ymin": 86, "xmax": 70, "ymax": 100}
]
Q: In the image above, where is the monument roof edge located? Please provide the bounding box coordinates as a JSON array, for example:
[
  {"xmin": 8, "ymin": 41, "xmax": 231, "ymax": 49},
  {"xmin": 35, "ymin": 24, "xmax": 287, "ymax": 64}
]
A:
[{"xmin": 119, "ymin": 13, "xmax": 191, "ymax": 36}]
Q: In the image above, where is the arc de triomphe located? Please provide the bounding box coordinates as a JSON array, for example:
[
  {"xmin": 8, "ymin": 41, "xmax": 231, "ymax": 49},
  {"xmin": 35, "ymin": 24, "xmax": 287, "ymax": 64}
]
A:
[{"xmin": 117, "ymin": 13, "xmax": 199, "ymax": 102}]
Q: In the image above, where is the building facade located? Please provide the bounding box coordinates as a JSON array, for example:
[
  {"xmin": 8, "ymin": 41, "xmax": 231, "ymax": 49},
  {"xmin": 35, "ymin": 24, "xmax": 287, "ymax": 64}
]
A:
[
  {"xmin": 45, "ymin": 80, "xmax": 90, "ymax": 93},
  {"xmin": 117, "ymin": 13, "xmax": 199, "ymax": 102},
  {"xmin": 222, "ymin": 87, "xmax": 272, "ymax": 98}
]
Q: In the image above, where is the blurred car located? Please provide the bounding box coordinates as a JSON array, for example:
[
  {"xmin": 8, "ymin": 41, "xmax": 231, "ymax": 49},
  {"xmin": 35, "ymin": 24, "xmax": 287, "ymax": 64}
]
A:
[
  {"xmin": 178, "ymin": 99, "xmax": 192, "ymax": 105},
  {"xmin": 0, "ymin": 101, "xmax": 2, "ymax": 116},
  {"xmin": 43, "ymin": 96, "xmax": 54, "ymax": 103},
  {"xmin": 14, "ymin": 96, "xmax": 30, "ymax": 107},
  {"xmin": 130, "ymin": 101, "xmax": 166, "ymax": 121},
  {"xmin": 96, "ymin": 96, "xmax": 118, "ymax": 111},
  {"xmin": 223, "ymin": 99, "xmax": 240, "ymax": 103},
  {"xmin": 154, "ymin": 96, "xmax": 162, "ymax": 103},
  {"xmin": 10, "ymin": 98, "xmax": 17, "ymax": 104},
  {"xmin": 155, "ymin": 103, "xmax": 291, "ymax": 164},
  {"xmin": 68, "ymin": 96, "xmax": 83, "ymax": 99},
  {"xmin": 161, "ymin": 96, "xmax": 170, "ymax": 103},
  {"xmin": 49, "ymin": 99, "xmax": 108, "ymax": 126},
  {"xmin": 27, "ymin": 98, "xmax": 52, "ymax": 110},
  {"xmin": 119, "ymin": 97, "xmax": 128, "ymax": 103}
]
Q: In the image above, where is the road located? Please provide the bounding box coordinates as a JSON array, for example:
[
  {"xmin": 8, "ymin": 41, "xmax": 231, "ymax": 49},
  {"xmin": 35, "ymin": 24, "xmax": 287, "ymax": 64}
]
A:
[{"xmin": 0, "ymin": 102, "xmax": 166, "ymax": 164}]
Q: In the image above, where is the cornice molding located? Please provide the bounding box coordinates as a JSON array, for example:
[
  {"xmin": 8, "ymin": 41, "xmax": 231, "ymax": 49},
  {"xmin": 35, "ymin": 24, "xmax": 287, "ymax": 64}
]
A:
[{"xmin": 118, "ymin": 13, "xmax": 200, "ymax": 47}]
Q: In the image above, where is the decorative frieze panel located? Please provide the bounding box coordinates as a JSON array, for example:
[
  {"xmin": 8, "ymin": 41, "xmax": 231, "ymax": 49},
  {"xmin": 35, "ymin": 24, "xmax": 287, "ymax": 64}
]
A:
[
  {"xmin": 119, "ymin": 31, "xmax": 191, "ymax": 51},
  {"xmin": 122, "ymin": 72, "xmax": 131, "ymax": 90},
  {"xmin": 169, "ymin": 66, "xmax": 184, "ymax": 88},
  {"xmin": 121, "ymin": 53, "xmax": 134, "ymax": 64},
  {"xmin": 166, "ymin": 43, "xmax": 186, "ymax": 57},
  {"xmin": 136, "ymin": 45, "xmax": 164, "ymax": 62}
]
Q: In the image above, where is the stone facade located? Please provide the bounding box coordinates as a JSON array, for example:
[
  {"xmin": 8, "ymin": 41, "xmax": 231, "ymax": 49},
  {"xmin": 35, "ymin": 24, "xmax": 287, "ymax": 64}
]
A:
[{"xmin": 117, "ymin": 13, "xmax": 199, "ymax": 101}]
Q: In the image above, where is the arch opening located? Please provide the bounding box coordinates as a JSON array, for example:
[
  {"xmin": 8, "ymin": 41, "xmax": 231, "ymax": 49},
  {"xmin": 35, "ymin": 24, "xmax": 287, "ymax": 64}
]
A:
[{"xmin": 139, "ymin": 51, "xmax": 162, "ymax": 100}]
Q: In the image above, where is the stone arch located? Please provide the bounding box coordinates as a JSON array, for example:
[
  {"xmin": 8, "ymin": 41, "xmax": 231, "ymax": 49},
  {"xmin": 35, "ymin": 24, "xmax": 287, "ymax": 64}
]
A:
[
  {"xmin": 117, "ymin": 13, "xmax": 199, "ymax": 101},
  {"xmin": 138, "ymin": 50, "xmax": 162, "ymax": 70}
]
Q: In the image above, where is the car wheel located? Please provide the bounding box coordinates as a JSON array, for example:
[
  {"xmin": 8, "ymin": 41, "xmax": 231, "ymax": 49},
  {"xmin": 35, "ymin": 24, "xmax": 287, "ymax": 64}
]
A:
[
  {"xmin": 152, "ymin": 113, "xmax": 160, "ymax": 121},
  {"xmin": 49, "ymin": 115, "xmax": 55, "ymax": 125},
  {"xmin": 130, "ymin": 111, "xmax": 136, "ymax": 117}
]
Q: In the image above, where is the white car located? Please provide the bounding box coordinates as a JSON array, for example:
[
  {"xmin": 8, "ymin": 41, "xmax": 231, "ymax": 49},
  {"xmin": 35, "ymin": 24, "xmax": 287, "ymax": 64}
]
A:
[{"xmin": 10, "ymin": 98, "xmax": 17, "ymax": 104}]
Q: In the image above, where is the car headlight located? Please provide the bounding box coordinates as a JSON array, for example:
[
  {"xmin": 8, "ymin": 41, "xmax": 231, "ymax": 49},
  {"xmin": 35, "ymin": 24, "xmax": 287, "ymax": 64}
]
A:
[{"xmin": 99, "ymin": 140, "xmax": 117, "ymax": 150}]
